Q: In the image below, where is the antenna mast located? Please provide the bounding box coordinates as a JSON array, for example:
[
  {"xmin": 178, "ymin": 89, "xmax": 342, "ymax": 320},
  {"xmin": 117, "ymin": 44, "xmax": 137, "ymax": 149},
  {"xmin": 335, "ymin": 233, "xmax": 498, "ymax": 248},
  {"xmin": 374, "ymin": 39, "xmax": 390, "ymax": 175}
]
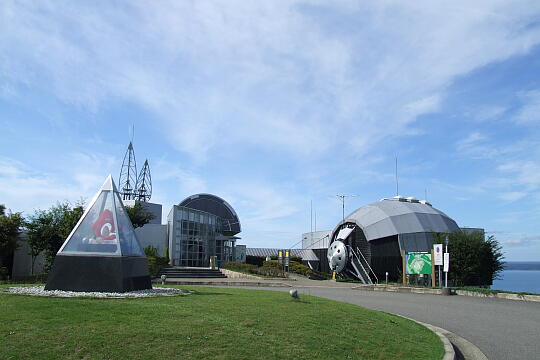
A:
[
  {"xmin": 395, "ymin": 155, "xmax": 399, "ymax": 196},
  {"xmin": 135, "ymin": 159, "xmax": 152, "ymax": 202},
  {"xmin": 336, "ymin": 194, "xmax": 358, "ymax": 224},
  {"xmin": 119, "ymin": 142, "xmax": 138, "ymax": 200},
  {"xmin": 310, "ymin": 200, "xmax": 313, "ymax": 247}
]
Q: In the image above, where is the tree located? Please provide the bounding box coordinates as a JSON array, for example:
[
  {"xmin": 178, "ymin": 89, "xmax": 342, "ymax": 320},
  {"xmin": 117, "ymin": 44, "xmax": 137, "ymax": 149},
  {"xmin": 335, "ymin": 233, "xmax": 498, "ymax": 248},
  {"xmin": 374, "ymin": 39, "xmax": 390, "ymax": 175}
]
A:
[
  {"xmin": 143, "ymin": 245, "xmax": 168, "ymax": 276},
  {"xmin": 26, "ymin": 201, "xmax": 84, "ymax": 274},
  {"xmin": 125, "ymin": 202, "xmax": 155, "ymax": 228},
  {"xmin": 26, "ymin": 209, "xmax": 53, "ymax": 275},
  {"xmin": 0, "ymin": 204, "xmax": 24, "ymax": 271},
  {"xmin": 446, "ymin": 230, "xmax": 504, "ymax": 287}
]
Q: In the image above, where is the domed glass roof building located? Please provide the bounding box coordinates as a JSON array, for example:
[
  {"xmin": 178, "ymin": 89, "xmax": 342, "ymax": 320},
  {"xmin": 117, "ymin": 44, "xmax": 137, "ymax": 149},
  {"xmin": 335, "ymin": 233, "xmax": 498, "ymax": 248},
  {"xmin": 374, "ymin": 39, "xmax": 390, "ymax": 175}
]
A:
[
  {"xmin": 179, "ymin": 194, "xmax": 241, "ymax": 236},
  {"xmin": 327, "ymin": 196, "xmax": 459, "ymax": 283},
  {"xmin": 168, "ymin": 194, "xmax": 241, "ymax": 267}
]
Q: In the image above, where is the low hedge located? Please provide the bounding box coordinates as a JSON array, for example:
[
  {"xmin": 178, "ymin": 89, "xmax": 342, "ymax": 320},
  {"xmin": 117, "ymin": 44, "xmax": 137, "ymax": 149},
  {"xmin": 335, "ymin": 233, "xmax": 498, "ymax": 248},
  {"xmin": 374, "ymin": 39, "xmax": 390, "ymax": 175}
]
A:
[
  {"xmin": 224, "ymin": 261, "xmax": 286, "ymax": 278},
  {"xmin": 263, "ymin": 260, "xmax": 330, "ymax": 280},
  {"xmin": 224, "ymin": 260, "xmax": 330, "ymax": 280}
]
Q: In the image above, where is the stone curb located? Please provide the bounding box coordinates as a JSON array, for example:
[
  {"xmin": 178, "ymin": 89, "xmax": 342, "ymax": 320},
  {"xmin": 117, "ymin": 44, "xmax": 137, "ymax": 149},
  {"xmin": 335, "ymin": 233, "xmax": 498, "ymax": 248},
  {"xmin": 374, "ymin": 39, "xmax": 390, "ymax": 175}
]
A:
[
  {"xmin": 352, "ymin": 284, "xmax": 540, "ymax": 302},
  {"xmin": 437, "ymin": 327, "xmax": 489, "ymax": 360},
  {"xmin": 219, "ymin": 269, "xmax": 262, "ymax": 280},
  {"xmin": 152, "ymin": 279, "xmax": 291, "ymax": 287},
  {"xmin": 401, "ymin": 317, "xmax": 455, "ymax": 360},
  {"xmin": 218, "ymin": 269, "xmax": 293, "ymax": 281},
  {"xmin": 454, "ymin": 289, "xmax": 540, "ymax": 302},
  {"xmin": 399, "ymin": 317, "xmax": 489, "ymax": 360}
]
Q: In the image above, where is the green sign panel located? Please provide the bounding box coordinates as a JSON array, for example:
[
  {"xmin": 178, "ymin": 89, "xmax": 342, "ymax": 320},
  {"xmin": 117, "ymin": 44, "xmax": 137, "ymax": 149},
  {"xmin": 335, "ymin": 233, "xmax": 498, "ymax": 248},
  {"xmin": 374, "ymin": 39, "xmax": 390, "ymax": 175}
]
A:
[{"xmin": 406, "ymin": 252, "xmax": 432, "ymax": 275}]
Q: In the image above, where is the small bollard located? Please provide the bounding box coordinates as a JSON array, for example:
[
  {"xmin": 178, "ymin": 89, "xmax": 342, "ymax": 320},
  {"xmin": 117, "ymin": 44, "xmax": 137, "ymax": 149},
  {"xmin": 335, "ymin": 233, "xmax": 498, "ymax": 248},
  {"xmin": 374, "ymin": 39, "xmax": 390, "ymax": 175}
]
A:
[
  {"xmin": 289, "ymin": 288, "xmax": 299, "ymax": 299},
  {"xmin": 161, "ymin": 274, "xmax": 167, "ymax": 285},
  {"xmin": 441, "ymin": 287, "xmax": 452, "ymax": 296}
]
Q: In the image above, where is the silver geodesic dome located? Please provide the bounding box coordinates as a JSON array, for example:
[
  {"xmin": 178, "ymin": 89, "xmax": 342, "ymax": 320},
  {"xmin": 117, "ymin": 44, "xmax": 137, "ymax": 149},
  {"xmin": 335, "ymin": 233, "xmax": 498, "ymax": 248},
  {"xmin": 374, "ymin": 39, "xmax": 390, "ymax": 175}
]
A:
[{"xmin": 327, "ymin": 197, "xmax": 459, "ymax": 283}]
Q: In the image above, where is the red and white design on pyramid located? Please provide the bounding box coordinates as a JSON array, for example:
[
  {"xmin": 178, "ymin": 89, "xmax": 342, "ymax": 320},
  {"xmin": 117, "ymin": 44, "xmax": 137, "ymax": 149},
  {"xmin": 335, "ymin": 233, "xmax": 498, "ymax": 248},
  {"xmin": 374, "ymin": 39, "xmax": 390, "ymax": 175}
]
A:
[{"xmin": 90, "ymin": 209, "xmax": 117, "ymax": 243}]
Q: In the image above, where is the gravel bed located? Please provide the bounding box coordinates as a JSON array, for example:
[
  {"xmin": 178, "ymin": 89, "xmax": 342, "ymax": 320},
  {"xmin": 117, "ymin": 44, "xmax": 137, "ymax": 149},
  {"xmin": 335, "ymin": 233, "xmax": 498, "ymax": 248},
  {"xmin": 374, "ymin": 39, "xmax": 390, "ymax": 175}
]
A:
[{"xmin": 4, "ymin": 286, "xmax": 190, "ymax": 298}]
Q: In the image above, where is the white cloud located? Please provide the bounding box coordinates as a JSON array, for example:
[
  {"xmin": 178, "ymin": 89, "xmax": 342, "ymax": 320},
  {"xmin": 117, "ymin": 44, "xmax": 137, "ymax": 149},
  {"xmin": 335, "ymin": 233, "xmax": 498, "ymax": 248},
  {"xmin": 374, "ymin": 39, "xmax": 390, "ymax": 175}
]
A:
[
  {"xmin": 456, "ymin": 132, "xmax": 488, "ymax": 154},
  {"xmin": 475, "ymin": 105, "xmax": 507, "ymax": 122},
  {"xmin": 2, "ymin": 1, "xmax": 540, "ymax": 161},
  {"xmin": 489, "ymin": 231, "xmax": 540, "ymax": 246},
  {"xmin": 0, "ymin": 157, "xmax": 81, "ymax": 213},
  {"xmin": 514, "ymin": 90, "xmax": 540, "ymax": 125},
  {"xmin": 497, "ymin": 160, "xmax": 540, "ymax": 191},
  {"xmin": 498, "ymin": 191, "xmax": 527, "ymax": 202},
  {"xmin": 0, "ymin": 152, "xmax": 121, "ymax": 214},
  {"xmin": 3, "ymin": 1, "xmax": 540, "ymax": 252}
]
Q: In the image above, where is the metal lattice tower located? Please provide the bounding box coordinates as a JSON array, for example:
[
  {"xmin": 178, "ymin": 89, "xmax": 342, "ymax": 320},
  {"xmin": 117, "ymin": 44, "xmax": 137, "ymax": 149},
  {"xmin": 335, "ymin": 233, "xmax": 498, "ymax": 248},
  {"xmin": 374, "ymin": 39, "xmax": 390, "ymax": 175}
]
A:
[
  {"xmin": 118, "ymin": 142, "xmax": 137, "ymax": 200},
  {"xmin": 135, "ymin": 159, "xmax": 152, "ymax": 202}
]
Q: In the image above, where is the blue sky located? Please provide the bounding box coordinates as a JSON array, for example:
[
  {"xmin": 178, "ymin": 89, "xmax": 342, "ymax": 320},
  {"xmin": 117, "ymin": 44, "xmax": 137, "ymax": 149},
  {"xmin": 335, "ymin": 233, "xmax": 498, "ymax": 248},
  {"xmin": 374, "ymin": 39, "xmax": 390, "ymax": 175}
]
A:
[{"xmin": 1, "ymin": 1, "xmax": 540, "ymax": 260}]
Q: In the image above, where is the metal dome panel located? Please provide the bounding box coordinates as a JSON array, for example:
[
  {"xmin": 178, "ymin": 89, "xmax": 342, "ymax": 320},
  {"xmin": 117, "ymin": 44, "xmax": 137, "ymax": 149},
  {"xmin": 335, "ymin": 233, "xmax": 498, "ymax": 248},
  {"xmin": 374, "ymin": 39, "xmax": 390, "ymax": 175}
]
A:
[{"xmin": 337, "ymin": 199, "xmax": 459, "ymax": 242}]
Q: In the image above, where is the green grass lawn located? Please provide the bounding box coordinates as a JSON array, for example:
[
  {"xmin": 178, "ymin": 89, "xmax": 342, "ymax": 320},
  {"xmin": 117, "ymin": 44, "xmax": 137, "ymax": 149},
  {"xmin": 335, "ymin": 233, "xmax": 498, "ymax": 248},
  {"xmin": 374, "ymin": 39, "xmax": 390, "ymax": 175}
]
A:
[{"xmin": 0, "ymin": 285, "xmax": 444, "ymax": 360}]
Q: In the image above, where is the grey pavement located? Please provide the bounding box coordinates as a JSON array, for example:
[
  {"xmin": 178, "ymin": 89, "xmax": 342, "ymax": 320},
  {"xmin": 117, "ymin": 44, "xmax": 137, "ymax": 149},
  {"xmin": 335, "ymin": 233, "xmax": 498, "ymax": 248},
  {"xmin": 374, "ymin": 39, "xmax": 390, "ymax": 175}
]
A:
[{"xmin": 229, "ymin": 284, "xmax": 540, "ymax": 360}]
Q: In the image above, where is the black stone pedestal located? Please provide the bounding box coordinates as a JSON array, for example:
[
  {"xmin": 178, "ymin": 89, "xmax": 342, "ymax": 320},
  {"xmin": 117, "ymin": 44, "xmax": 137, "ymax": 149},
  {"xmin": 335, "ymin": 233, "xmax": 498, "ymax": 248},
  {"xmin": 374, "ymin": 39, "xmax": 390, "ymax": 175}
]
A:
[{"xmin": 45, "ymin": 255, "xmax": 152, "ymax": 293}]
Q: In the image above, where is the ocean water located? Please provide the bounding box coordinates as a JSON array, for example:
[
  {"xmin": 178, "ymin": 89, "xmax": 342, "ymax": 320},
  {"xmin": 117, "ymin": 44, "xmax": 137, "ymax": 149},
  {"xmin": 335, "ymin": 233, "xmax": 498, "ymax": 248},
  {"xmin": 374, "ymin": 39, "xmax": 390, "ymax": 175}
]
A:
[{"xmin": 491, "ymin": 270, "xmax": 540, "ymax": 294}]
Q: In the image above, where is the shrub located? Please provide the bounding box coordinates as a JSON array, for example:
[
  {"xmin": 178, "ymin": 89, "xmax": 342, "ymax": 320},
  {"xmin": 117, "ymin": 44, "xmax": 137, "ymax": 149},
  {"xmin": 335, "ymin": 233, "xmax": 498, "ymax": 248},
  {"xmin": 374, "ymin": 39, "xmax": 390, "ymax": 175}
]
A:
[
  {"xmin": 144, "ymin": 245, "xmax": 169, "ymax": 277},
  {"xmin": 246, "ymin": 255, "xmax": 266, "ymax": 266},
  {"xmin": 263, "ymin": 260, "xmax": 282, "ymax": 268},
  {"xmin": 224, "ymin": 261, "xmax": 257, "ymax": 272},
  {"xmin": 224, "ymin": 261, "xmax": 286, "ymax": 278},
  {"xmin": 445, "ymin": 231, "xmax": 504, "ymax": 286},
  {"xmin": 256, "ymin": 265, "xmax": 286, "ymax": 278},
  {"xmin": 0, "ymin": 266, "xmax": 8, "ymax": 280},
  {"xmin": 263, "ymin": 260, "xmax": 330, "ymax": 280},
  {"xmin": 288, "ymin": 261, "xmax": 330, "ymax": 280}
]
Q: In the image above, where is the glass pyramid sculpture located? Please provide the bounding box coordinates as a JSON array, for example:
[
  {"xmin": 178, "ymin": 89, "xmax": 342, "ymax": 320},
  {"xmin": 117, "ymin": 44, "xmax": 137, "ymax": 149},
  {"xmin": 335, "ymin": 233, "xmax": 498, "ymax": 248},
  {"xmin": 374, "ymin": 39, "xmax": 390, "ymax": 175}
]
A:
[
  {"xmin": 58, "ymin": 175, "xmax": 144, "ymax": 257},
  {"xmin": 45, "ymin": 175, "xmax": 152, "ymax": 292}
]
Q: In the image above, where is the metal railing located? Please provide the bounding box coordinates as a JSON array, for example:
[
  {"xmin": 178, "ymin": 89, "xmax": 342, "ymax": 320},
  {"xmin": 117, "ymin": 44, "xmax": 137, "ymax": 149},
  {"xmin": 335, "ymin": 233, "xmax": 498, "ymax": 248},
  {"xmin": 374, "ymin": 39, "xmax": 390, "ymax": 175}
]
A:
[
  {"xmin": 349, "ymin": 246, "xmax": 378, "ymax": 284},
  {"xmin": 348, "ymin": 246, "xmax": 372, "ymax": 284},
  {"xmin": 355, "ymin": 246, "xmax": 378, "ymax": 284}
]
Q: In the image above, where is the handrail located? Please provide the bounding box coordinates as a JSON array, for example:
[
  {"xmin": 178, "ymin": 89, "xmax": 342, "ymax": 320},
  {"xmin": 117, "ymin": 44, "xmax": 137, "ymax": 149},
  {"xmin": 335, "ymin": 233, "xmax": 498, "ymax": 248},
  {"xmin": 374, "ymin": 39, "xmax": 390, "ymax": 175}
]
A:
[
  {"xmin": 354, "ymin": 246, "xmax": 379, "ymax": 284},
  {"xmin": 348, "ymin": 246, "xmax": 372, "ymax": 284},
  {"xmin": 349, "ymin": 257, "xmax": 368, "ymax": 283}
]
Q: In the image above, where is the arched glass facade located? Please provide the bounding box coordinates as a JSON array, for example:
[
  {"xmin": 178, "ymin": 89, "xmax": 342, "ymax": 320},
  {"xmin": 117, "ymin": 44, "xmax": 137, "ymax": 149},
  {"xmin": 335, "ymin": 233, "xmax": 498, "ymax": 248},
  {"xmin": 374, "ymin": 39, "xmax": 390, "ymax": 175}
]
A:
[{"xmin": 167, "ymin": 194, "xmax": 240, "ymax": 267}]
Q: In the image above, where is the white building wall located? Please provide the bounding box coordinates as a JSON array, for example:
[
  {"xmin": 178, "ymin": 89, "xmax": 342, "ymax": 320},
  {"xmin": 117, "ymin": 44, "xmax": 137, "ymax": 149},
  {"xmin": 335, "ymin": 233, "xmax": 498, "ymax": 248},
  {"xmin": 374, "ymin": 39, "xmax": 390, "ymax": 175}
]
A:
[
  {"xmin": 134, "ymin": 224, "xmax": 168, "ymax": 256},
  {"xmin": 302, "ymin": 230, "xmax": 332, "ymax": 249},
  {"xmin": 12, "ymin": 233, "xmax": 45, "ymax": 278}
]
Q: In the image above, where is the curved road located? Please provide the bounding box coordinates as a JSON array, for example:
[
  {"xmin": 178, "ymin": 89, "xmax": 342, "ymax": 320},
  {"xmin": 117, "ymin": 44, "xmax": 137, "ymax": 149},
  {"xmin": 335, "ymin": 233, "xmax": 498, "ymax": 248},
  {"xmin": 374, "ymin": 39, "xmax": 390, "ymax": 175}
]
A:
[{"xmin": 242, "ymin": 285, "xmax": 540, "ymax": 360}]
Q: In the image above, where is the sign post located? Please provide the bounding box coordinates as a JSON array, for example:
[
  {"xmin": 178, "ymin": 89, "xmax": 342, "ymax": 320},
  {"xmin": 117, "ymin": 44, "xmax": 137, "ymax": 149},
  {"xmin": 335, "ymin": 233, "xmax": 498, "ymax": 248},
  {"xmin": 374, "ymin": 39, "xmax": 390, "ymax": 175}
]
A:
[
  {"xmin": 431, "ymin": 249, "xmax": 436, "ymax": 287},
  {"xmin": 443, "ymin": 237, "xmax": 450, "ymax": 288},
  {"xmin": 402, "ymin": 250, "xmax": 407, "ymax": 285},
  {"xmin": 434, "ymin": 244, "xmax": 443, "ymax": 287}
]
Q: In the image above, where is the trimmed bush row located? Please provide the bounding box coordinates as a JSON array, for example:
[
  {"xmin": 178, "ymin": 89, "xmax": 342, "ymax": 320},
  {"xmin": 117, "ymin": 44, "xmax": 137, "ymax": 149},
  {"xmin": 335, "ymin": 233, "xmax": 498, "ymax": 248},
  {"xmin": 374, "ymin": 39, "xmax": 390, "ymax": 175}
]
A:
[
  {"xmin": 224, "ymin": 261, "xmax": 287, "ymax": 278},
  {"xmin": 225, "ymin": 260, "xmax": 330, "ymax": 280}
]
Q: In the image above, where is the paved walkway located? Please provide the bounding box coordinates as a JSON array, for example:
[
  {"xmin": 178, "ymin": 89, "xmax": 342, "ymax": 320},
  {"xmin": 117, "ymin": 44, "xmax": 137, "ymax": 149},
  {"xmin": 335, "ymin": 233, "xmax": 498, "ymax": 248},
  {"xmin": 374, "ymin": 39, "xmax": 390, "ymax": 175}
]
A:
[{"xmin": 236, "ymin": 284, "xmax": 540, "ymax": 360}]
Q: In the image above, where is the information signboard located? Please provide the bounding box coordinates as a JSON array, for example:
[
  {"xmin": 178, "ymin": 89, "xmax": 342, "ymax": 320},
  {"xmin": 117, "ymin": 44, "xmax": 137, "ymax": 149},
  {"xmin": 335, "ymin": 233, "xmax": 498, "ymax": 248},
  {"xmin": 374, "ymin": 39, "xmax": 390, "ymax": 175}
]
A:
[
  {"xmin": 433, "ymin": 244, "xmax": 443, "ymax": 265},
  {"xmin": 443, "ymin": 253, "xmax": 450, "ymax": 272},
  {"xmin": 406, "ymin": 252, "xmax": 432, "ymax": 275}
]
